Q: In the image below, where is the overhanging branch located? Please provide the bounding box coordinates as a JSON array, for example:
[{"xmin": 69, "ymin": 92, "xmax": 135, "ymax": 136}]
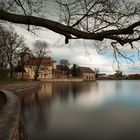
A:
[{"xmin": 0, "ymin": 10, "xmax": 140, "ymax": 44}]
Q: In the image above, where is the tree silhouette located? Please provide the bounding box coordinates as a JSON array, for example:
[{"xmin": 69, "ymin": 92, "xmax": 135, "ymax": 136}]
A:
[
  {"xmin": 71, "ymin": 64, "xmax": 80, "ymax": 77},
  {"xmin": 0, "ymin": 0, "xmax": 140, "ymax": 62}
]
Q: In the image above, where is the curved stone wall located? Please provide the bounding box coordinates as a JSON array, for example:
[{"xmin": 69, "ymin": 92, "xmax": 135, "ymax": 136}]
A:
[
  {"xmin": 0, "ymin": 90, "xmax": 20, "ymax": 140},
  {"xmin": 0, "ymin": 90, "xmax": 7, "ymax": 103}
]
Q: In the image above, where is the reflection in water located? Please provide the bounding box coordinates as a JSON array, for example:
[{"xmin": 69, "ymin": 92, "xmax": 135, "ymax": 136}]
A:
[{"xmin": 20, "ymin": 80, "xmax": 140, "ymax": 140}]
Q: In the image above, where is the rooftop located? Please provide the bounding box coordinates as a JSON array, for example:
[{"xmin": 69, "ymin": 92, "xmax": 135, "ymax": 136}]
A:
[{"xmin": 79, "ymin": 67, "xmax": 95, "ymax": 73}]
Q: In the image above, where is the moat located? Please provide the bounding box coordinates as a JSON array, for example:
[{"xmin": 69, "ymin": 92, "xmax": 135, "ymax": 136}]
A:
[{"xmin": 20, "ymin": 80, "xmax": 140, "ymax": 140}]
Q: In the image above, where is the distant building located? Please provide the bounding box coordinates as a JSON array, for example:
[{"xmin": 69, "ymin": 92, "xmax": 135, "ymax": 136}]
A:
[
  {"xmin": 53, "ymin": 64, "xmax": 70, "ymax": 78},
  {"xmin": 17, "ymin": 52, "xmax": 53, "ymax": 79},
  {"xmin": 97, "ymin": 73, "xmax": 107, "ymax": 79},
  {"xmin": 25, "ymin": 57, "xmax": 53, "ymax": 79},
  {"xmin": 128, "ymin": 74, "xmax": 140, "ymax": 79},
  {"xmin": 79, "ymin": 67, "xmax": 96, "ymax": 81}
]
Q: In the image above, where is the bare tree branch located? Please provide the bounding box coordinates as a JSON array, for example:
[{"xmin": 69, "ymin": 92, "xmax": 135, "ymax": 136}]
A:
[
  {"xmin": 0, "ymin": 10, "xmax": 140, "ymax": 44},
  {"xmin": 0, "ymin": 0, "xmax": 140, "ymax": 64}
]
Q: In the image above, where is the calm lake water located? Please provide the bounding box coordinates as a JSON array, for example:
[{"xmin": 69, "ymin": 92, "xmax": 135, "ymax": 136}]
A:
[{"xmin": 20, "ymin": 80, "xmax": 140, "ymax": 140}]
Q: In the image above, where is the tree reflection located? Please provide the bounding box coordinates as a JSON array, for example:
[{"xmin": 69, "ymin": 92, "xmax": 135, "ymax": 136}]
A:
[
  {"xmin": 52, "ymin": 82, "xmax": 70, "ymax": 102},
  {"xmin": 71, "ymin": 82, "xmax": 92, "ymax": 99},
  {"xmin": 19, "ymin": 82, "xmax": 99, "ymax": 108},
  {"xmin": 19, "ymin": 81, "xmax": 140, "ymax": 140},
  {"xmin": 51, "ymin": 82, "xmax": 96, "ymax": 101},
  {"xmin": 19, "ymin": 82, "xmax": 99, "ymax": 138},
  {"xmin": 19, "ymin": 84, "xmax": 53, "ymax": 132}
]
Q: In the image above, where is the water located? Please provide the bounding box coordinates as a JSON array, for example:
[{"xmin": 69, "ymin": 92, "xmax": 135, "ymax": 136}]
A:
[{"xmin": 20, "ymin": 80, "xmax": 140, "ymax": 140}]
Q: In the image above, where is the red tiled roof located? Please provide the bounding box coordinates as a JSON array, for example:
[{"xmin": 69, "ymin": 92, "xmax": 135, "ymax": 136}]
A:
[{"xmin": 26, "ymin": 57, "xmax": 52, "ymax": 66}]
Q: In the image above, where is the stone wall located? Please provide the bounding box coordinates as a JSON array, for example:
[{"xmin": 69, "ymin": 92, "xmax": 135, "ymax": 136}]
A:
[
  {"xmin": 0, "ymin": 90, "xmax": 20, "ymax": 140},
  {"xmin": 0, "ymin": 90, "xmax": 7, "ymax": 109},
  {"xmin": 0, "ymin": 81, "xmax": 41, "ymax": 140}
]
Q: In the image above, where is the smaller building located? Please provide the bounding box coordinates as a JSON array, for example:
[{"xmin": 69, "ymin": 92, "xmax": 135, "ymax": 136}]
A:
[
  {"xmin": 79, "ymin": 67, "xmax": 96, "ymax": 81},
  {"xmin": 53, "ymin": 64, "xmax": 70, "ymax": 78},
  {"xmin": 98, "ymin": 73, "xmax": 106, "ymax": 79},
  {"xmin": 128, "ymin": 74, "xmax": 140, "ymax": 80}
]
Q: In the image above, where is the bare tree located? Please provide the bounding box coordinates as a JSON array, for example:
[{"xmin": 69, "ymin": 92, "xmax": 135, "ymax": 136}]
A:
[
  {"xmin": 18, "ymin": 46, "xmax": 31, "ymax": 78},
  {"xmin": 32, "ymin": 40, "xmax": 50, "ymax": 80},
  {"xmin": 0, "ymin": 24, "xmax": 25, "ymax": 77},
  {"xmin": 0, "ymin": 25, "xmax": 8, "ymax": 76},
  {"xmin": 0, "ymin": 0, "xmax": 140, "ymax": 62}
]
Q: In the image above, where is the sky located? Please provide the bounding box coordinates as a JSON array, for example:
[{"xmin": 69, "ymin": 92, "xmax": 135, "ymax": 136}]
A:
[
  {"xmin": 12, "ymin": 0, "xmax": 140, "ymax": 74},
  {"xmin": 14, "ymin": 25, "xmax": 140, "ymax": 75}
]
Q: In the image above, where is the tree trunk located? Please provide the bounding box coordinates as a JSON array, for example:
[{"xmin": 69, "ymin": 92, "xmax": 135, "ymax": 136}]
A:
[
  {"xmin": 34, "ymin": 71, "xmax": 39, "ymax": 81},
  {"xmin": 21, "ymin": 64, "xmax": 25, "ymax": 79},
  {"xmin": 9, "ymin": 64, "xmax": 14, "ymax": 78},
  {"xmin": 21, "ymin": 72, "xmax": 24, "ymax": 79},
  {"xmin": 34, "ymin": 62, "xmax": 41, "ymax": 81}
]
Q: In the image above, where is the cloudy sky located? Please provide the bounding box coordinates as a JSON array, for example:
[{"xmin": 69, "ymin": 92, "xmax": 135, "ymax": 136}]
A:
[
  {"xmin": 12, "ymin": 0, "xmax": 140, "ymax": 74},
  {"xmin": 14, "ymin": 25, "xmax": 140, "ymax": 74}
]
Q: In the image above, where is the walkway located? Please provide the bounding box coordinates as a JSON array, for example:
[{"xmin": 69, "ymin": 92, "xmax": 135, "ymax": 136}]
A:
[
  {"xmin": 0, "ymin": 90, "xmax": 20, "ymax": 140},
  {"xmin": 0, "ymin": 81, "xmax": 41, "ymax": 91}
]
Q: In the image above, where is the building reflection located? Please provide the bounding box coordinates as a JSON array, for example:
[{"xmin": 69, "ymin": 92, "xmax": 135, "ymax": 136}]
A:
[
  {"xmin": 19, "ymin": 83, "xmax": 54, "ymax": 132},
  {"xmin": 52, "ymin": 82, "xmax": 98, "ymax": 101},
  {"xmin": 20, "ymin": 83, "xmax": 53, "ymax": 108},
  {"xmin": 19, "ymin": 82, "xmax": 99, "ymax": 136},
  {"xmin": 19, "ymin": 81, "xmax": 140, "ymax": 140},
  {"xmin": 19, "ymin": 82, "xmax": 99, "ymax": 109}
]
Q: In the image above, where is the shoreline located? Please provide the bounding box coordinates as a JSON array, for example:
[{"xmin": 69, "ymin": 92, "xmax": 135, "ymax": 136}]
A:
[
  {"xmin": 0, "ymin": 81, "xmax": 42, "ymax": 140},
  {"xmin": 0, "ymin": 80, "xmax": 42, "ymax": 91},
  {"xmin": 42, "ymin": 78, "xmax": 83, "ymax": 82}
]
